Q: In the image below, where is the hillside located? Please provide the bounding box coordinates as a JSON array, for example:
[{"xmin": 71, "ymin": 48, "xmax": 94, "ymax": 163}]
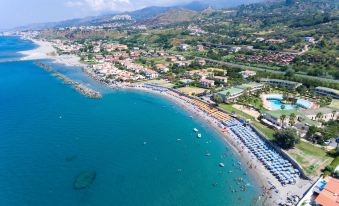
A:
[{"xmin": 141, "ymin": 9, "xmax": 198, "ymax": 26}]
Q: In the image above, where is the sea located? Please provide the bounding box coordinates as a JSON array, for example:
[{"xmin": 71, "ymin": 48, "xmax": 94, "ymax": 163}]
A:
[{"xmin": 0, "ymin": 36, "xmax": 262, "ymax": 206}]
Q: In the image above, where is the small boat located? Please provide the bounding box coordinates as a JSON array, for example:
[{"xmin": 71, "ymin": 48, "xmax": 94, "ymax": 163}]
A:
[
  {"xmin": 219, "ymin": 163, "xmax": 225, "ymax": 167},
  {"xmin": 205, "ymin": 152, "xmax": 211, "ymax": 156},
  {"xmin": 197, "ymin": 133, "xmax": 202, "ymax": 138},
  {"xmin": 176, "ymin": 138, "xmax": 182, "ymax": 142},
  {"xmin": 143, "ymin": 141, "xmax": 147, "ymax": 145},
  {"xmin": 193, "ymin": 128, "xmax": 198, "ymax": 132}
]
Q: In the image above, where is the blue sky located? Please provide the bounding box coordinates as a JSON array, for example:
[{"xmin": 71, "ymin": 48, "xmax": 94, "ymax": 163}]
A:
[
  {"xmin": 0, "ymin": 0, "xmax": 259, "ymax": 29},
  {"xmin": 0, "ymin": 0, "xmax": 193, "ymax": 29}
]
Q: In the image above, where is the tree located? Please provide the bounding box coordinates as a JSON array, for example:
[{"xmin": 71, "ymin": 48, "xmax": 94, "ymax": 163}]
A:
[
  {"xmin": 281, "ymin": 104, "xmax": 286, "ymax": 110},
  {"xmin": 332, "ymin": 110, "xmax": 336, "ymax": 120},
  {"xmin": 212, "ymin": 94, "xmax": 223, "ymax": 104},
  {"xmin": 289, "ymin": 113, "xmax": 296, "ymax": 126},
  {"xmin": 306, "ymin": 125, "xmax": 318, "ymax": 142},
  {"xmin": 274, "ymin": 128, "xmax": 300, "ymax": 149},
  {"xmin": 316, "ymin": 112, "xmax": 323, "ymax": 121},
  {"xmin": 280, "ymin": 114, "xmax": 287, "ymax": 126}
]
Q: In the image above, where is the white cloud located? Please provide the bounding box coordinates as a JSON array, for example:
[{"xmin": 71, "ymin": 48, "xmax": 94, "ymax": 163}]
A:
[
  {"xmin": 65, "ymin": 0, "xmax": 191, "ymax": 12},
  {"xmin": 65, "ymin": 1, "xmax": 85, "ymax": 7},
  {"xmin": 66, "ymin": 0, "xmax": 133, "ymax": 11}
]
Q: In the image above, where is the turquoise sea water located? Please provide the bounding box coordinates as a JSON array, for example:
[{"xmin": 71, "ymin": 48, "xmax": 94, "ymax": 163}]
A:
[{"xmin": 0, "ymin": 36, "xmax": 261, "ymax": 206}]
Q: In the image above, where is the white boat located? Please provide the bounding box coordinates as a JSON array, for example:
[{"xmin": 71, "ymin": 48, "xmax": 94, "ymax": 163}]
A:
[
  {"xmin": 197, "ymin": 133, "xmax": 202, "ymax": 138},
  {"xmin": 219, "ymin": 163, "xmax": 225, "ymax": 167},
  {"xmin": 193, "ymin": 128, "xmax": 198, "ymax": 132}
]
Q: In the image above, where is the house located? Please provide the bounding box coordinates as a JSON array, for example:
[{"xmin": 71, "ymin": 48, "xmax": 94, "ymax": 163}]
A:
[
  {"xmin": 156, "ymin": 50, "xmax": 167, "ymax": 56},
  {"xmin": 155, "ymin": 64, "xmax": 170, "ymax": 73},
  {"xmin": 256, "ymin": 37, "xmax": 265, "ymax": 42},
  {"xmin": 166, "ymin": 56, "xmax": 177, "ymax": 62},
  {"xmin": 200, "ymin": 78, "xmax": 215, "ymax": 88},
  {"xmin": 176, "ymin": 55, "xmax": 186, "ymax": 61},
  {"xmin": 240, "ymin": 70, "xmax": 256, "ymax": 78},
  {"xmin": 197, "ymin": 59, "xmax": 206, "ymax": 66},
  {"xmin": 315, "ymin": 177, "xmax": 339, "ymax": 206},
  {"xmin": 196, "ymin": 45, "xmax": 205, "ymax": 51},
  {"xmin": 188, "ymin": 69, "xmax": 213, "ymax": 79},
  {"xmin": 230, "ymin": 46, "xmax": 242, "ymax": 53},
  {"xmin": 213, "ymin": 76, "xmax": 228, "ymax": 83},
  {"xmin": 144, "ymin": 69, "xmax": 159, "ymax": 79},
  {"xmin": 315, "ymin": 87, "xmax": 339, "ymax": 99},
  {"xmin": 265, "ymin": 38, "xmax": 286, "ymax": 44},
  {"xmin": 179, "ymin": 44, "xmax": 190, "ymax": 51},
  {"xmin": 175, "ymin": 61, "xmax": 191, "ymax": 67},
  {"xmin": 95, "ymin": 54, "xmax": 105, "ymax": 63},
  {"xmin": 304, "ymin": 37, "xmax": 315, "ymax": 43},
  {"xmin": 260, "ymin": 78, "xmax": 302, "ymax": 89}
]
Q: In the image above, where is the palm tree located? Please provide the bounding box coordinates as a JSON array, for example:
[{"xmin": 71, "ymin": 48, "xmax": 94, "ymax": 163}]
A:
[
  {"xmin": 332, "ymin": 110, "xmax": 336, "ymax": 120},
  {"xmin": 289, "ymin": 113, "xmax": 296, "ymax": 126},
  {"xmin": 280, "ymin": 114, "xmax": 287, "ymax": 126},
  {"xmin": 316, "ymin": 112, "xmax": 323, "ymax": 121}
]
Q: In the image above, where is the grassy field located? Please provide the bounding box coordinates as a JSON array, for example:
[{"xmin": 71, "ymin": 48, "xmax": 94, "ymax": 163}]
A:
[{"xmin": 287, "ymin": 141, "xmax": 333, "ymax": 176}]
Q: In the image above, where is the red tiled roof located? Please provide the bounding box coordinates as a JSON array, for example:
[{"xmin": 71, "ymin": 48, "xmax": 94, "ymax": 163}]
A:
[{"xmin": 315, "ymin": 178, "xmax": 339, "ymax": 206}]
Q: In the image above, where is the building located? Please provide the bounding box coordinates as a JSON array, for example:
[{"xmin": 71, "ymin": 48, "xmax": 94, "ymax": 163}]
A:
[
  {"xmin": 213, "ymin": 76, "xmax": 228, "ymax": 83},
  {"xmin": 155, "ymin": 64, "xmax": 169, "ymax": 73},
  {"xmin": 196, "ymin": 45, "xmax": 205, "ymax": 51},
  {"xmin": 260, "ymin": 78, "xmax": 302, "ymax": 89},
  {"xmin": 240, "ymin": 70, "xmax": 256, "ymax": 78},
  {"xmin": 217, "ymin": 82, "xmax": 264, "ymax": 102},
  {"xmin": 303, "ymin": 107, "xmax": 339, "ymax": 122},
  {"xmin": 218, "ymin": 87, "xmax": 244, "ymax": 102},
  {"xmin": 200, "ymin": 78, "xmax": 215, "ymax": 88},
  {"xmin": 197, "ymin": 59, "xmax": 206, "ymax": 66},
  {"xmin": 304, "ymin": 37, "xmax": 315, "ymax": 43},
  {"xmin": 315, "ymin": 177, "xmax": 339, "ymax": 206},
  {"xmin": 315, "ymin": 87, "xmax": 339, "ymax": 99},
  {"xmin": 237, "ymin": 82, "xmax": 264, "ymax": 93},
  {"xmin": 230, "ymin": 46, "xmax": 242, "ymax": 53},
  {"xmin": 179, "ymin": 44, "xmax": 190, "ymax": 51}
]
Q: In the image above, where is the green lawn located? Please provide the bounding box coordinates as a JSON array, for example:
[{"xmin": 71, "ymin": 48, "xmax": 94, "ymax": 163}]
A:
[
  {"xmin": 295, "ymin": 141, "xmax": 328, "ymax": 157},
  {"xmin": 288, "ymin": 141, "xmax": 333, "ymax": 176},
  {"xmin": 219, "ymin": 103, "xmax": 255, "ymax": 120}
]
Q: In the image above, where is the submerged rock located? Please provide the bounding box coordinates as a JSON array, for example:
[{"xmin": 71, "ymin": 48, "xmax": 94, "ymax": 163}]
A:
[{"xmin": 73, "ymin": 170, "xmax": 96, "ymax": 190}]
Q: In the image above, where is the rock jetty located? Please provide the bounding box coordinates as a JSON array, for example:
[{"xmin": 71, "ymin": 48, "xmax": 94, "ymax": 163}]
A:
[{"xmin": 35, "ymin": 62, "xmax": 102, "ymax": 99}]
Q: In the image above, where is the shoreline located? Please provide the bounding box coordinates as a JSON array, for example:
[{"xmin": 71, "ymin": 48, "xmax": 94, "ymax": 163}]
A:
[
  {"xmin": 19, "ymin": 37, "xmax": 86, "ymax": 68},
  {"xmin": 129, "ymin": 86, "xmax": 277, "ymax": 205},
  {"xmin": 19, "ymin": 37, "xmax": 311, "ymax": 205},
  {"xmin": 119, "ymin": 85, "xmax": 312, "ymax": 205}
]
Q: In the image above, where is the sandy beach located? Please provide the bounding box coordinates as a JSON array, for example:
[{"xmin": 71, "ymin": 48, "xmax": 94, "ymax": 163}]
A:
[
  {"xmin": 19, "ymin": 38, "xmax": 85, "ymax": 67},
  {"xmin": 19, "ymin": 39, "xmax": 57, "ymax": 60}
]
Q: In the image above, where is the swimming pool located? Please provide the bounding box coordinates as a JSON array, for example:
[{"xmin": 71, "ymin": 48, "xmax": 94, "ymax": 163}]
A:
[
  {"xmin": 265, "ymin": 94, "xmax": 313, "ymax": 110},
  {"xmin": 267, "ymin": 99, "xmax": 298, "ymax": 110}
]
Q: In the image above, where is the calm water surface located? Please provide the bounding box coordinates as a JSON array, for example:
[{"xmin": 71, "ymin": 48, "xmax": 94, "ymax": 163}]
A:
[{"xmin": 0, "ymin": 36, "xmax": 262, "ymax": 206}]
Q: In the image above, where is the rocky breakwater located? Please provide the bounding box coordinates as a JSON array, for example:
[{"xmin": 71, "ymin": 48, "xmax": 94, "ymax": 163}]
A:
[{"xmin": 35, "ymin": 62, "xmax": 102, "ymax": 99}]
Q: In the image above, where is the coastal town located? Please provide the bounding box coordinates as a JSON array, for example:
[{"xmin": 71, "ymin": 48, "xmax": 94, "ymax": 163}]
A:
[{"xmin": 1, "ymin": 0, "xmax": 338, "ymax": 205}]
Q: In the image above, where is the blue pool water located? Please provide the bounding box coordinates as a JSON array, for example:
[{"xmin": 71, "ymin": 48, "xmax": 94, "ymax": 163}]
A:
[
  {"xmin": 0, "ymin": 36, "xmax": 263, "ymax": 205},
  {"xmin": 268, "ymin": 99, "xmax": 298, "ymax": 110}
]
